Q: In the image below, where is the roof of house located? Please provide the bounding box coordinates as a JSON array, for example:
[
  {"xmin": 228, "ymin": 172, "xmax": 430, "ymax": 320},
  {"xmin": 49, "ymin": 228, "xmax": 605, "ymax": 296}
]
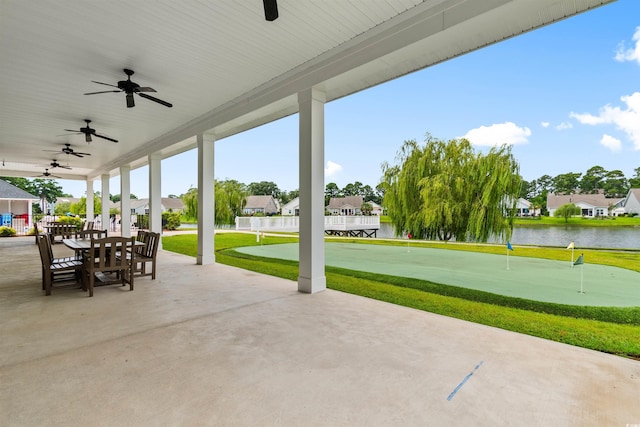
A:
[
  {"xmin": 0, "ymin": 179, "xmax": 39, "ymax": 200},
  {"xmin": 546, "ymin": 193, "xmax": 614, "ymax": 209},
  {"xmin": 55, "ymin": 197, "xmax": 82, "ymax": 205},
  {"xmin": 624, "ymin": 188, "xmax": 640, "ymax": 204},
  {"xmin": 113, "ymin": 198, "xmax": 185, "ymax": 211},
  {"xmin": 244, "ymin": 195, "xmax": 276, "ymax": 209},
  {"xmin": 161, "ymin": 197, "xmax": 185, "ymax": 210},
  {"xmin": 328, "ymin": 196, "xmax": 364, "ymax": 209},
  {"xmin": 281, "ymin": 197, "xmax": 300, "ymax": 210}
]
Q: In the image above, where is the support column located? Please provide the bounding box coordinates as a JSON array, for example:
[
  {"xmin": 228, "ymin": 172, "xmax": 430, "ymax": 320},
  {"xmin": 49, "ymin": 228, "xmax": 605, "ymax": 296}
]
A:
[
  {"xmin": 297, "ymin": 88, "xmax": 326, "ymax": 293},
  {"xmin": 148, "ymin": 152, "xmax": 162, "ymax": 249},
  {"xmin": 86, "ymin": 180, "xmax": 94, "ymax": 221},
  {"xmin": 100, "ymin": 174, "xmax": 110, "ymax": 233},
  {"xmin": 120, "ymin": 166, "xmax": 131, "ymax": 237},
  {"xmin": 197, "ymin": 133, "xmax": 215, "ymax": 265}
]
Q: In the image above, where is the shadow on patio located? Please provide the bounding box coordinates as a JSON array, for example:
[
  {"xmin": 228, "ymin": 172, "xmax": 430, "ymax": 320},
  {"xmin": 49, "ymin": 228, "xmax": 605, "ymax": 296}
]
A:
[{"xmin": 1, "ymin": 236, "xmax": 639, "ymax": 426}]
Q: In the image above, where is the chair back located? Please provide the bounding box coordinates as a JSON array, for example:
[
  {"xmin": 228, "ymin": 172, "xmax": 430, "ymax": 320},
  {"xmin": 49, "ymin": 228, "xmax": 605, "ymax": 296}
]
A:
[
  {"xmin": 37, "ymin": 235, "xmax": 52, "ymax": 268},
  {"xmin": 88, "ymin": 236, "xmax": 135, "ymax": 271},
  {"xmin": 142, "ymin": 232, "xmax": 160, "ymax": 259},
  {"xmin": 33, "ymin": 221, "xmax": 40, "ymax": 244},
  {"xmin": 82, "ymin": 220, "xmax": 94, "ymax": 231},
  {"xmin": 75, "ymin": 229, "xmax": 107, "ymax": 239}
]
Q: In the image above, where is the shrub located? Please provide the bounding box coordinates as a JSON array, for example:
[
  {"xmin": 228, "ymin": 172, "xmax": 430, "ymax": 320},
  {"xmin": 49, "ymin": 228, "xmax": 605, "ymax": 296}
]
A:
[
  {"xmin": 162, "ymin": 211, "xmax": 181, "ymax": 230},
  {"xmin": 57, "ymin": 216, "xmax": 82, "ymax": 229},
  {"xmin": 0, "ymin": 226, "xmax": 16, "ymax": 237}
]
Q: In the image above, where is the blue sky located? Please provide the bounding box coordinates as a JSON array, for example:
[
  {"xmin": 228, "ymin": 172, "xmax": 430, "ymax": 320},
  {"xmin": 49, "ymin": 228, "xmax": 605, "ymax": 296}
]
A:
[{"xmin": 61, "ymin": 0, "xmax": 640, "ymax": 198}]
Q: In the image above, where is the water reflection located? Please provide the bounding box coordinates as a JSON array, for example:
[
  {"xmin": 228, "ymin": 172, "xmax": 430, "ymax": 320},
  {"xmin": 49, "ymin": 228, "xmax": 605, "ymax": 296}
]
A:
[{"xmin": 376, "ymin": 223, "xmax": 640, "ymax": 249}]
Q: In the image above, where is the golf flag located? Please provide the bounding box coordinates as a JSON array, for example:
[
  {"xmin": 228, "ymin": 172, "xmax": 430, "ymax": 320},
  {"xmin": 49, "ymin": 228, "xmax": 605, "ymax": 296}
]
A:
[
  {"xmin": 407, "ymin": 233, "xmax": 412, "ymax": 239},
  {"xmin": 567, "ymin": 241, "xmax": 576, "ymax": 267},
  {"xmin": 507, "ymin": 242, "xmax": 513, "ymax": 251},
  {"xmin": 573, "ymin": 254, "xmax": 584, "ymax": 266}
]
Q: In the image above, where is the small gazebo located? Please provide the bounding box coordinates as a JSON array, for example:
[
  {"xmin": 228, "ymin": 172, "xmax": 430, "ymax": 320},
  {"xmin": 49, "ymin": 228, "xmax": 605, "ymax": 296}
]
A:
[{"xmin": 0, "ymin": 179, "xmax": 39, "ymax": 232}]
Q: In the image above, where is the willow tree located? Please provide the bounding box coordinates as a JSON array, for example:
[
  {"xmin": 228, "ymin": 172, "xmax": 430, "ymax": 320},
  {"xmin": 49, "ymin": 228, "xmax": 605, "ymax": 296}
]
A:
[
  {"xmin": 382, "ymin": 134, "xmax": 521, "ymax": 242},
  {"xmin": 178, "ymin": 180, "xmax": 247, "ymax": 225},
  {"xmin": 215, "ymin": 179, "xmax": 247, "ymax": 225},
  {"xmin": 181, "ymin": 187, "xmax": 198, "ymax": 221}
]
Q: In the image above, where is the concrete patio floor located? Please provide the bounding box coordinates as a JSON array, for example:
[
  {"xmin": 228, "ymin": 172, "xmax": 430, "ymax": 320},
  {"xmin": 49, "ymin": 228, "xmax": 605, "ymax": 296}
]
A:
[{"xmin": 1, "ymin": 236, "xmax": 639, "ymax": 426}]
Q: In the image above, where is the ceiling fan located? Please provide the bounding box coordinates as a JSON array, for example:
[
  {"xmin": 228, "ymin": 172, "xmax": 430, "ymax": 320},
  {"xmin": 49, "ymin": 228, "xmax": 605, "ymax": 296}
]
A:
[
  {"xmin": 62, "ymin": 119, "xmax": 118, "ymax": 143},
  {"xmin": 49, "ymin": 159, "xmax": 72, "ymax": 170},
  {"xmin": 85, "ymin": 68, "xmax": 173, "ymax": 108},
  {"xmin": 44, "ymin": 143, "xmax": 91, "ymax": 158},
  {"xmin": 35, "ymin": 169, "xmax": 62, "ymax": 179}
]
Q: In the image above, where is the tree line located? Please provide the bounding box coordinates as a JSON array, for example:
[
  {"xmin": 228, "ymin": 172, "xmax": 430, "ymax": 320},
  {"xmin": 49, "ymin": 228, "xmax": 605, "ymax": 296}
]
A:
[{"xmin": 520, "ymin": 166, "xmax": 640, "ymax": 215}]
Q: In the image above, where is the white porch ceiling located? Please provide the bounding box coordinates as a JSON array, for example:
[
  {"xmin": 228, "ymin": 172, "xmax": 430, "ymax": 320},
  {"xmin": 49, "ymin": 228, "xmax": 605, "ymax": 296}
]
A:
[{"xmin": 0, "ymin": 0, "xmax": 616, "ymax": 182}]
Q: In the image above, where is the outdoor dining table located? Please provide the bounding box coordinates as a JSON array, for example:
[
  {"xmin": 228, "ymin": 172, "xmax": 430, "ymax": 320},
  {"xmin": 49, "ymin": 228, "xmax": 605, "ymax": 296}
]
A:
[{"xmin": 62, "ymin": 238, "xmax": 145, "ymax": 253}]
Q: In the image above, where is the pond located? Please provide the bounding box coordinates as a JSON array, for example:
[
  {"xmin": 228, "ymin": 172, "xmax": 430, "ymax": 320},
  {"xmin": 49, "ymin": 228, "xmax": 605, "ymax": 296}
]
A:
[{"xmin": 376, "ymin": 222, "xmax": 640, "ymax": 250}]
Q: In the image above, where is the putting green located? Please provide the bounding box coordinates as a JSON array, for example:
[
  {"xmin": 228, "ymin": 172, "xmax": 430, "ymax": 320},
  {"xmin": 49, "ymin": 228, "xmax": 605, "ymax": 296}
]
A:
[{"xmin": 236, "ymin": 242, "xmax": 640, "ymax": 307}]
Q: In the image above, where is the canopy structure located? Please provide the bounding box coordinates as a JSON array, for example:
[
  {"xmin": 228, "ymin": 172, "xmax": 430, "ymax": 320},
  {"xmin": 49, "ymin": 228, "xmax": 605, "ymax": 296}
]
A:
[{"xmin": 0, "ymin": 0, "xmax": 616, "ymax": 291}]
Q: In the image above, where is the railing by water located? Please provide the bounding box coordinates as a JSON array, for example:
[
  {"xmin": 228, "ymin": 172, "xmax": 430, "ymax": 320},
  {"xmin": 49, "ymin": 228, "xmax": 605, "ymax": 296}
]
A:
[{"xmin": 235, "ymin": 215, "xmax": 380, "ymax": 232}]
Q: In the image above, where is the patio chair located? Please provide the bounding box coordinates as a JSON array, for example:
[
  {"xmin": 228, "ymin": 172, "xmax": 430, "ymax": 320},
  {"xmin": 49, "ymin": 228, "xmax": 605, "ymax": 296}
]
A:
[
  {"xmin": 37, "ymin": 235, "xmax": 83, "ymax": 296},
  {"xmin": 81, "ymin": 236, "xmax": 135, "ymax": 297},
  {"xmin": 128, "ymin": 231, "xmax": 160, "ymax": 279},
  {"xmin": 33, "ymin": 221, "xmax": 40, "ymax": 245},
  {"xmin": 75, "ymin": 229, "xmax": 107, "ymax": 239}
]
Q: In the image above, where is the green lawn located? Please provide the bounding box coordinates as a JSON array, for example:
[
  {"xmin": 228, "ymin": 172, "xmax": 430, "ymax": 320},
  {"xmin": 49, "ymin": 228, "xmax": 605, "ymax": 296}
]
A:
[
  {"xmin": 163, "ymin": 232, "xmax": 640, "ymax": 359},
  {"xmin": 514, "ymin": 215, "xmax": 640, "ymax": 227}
]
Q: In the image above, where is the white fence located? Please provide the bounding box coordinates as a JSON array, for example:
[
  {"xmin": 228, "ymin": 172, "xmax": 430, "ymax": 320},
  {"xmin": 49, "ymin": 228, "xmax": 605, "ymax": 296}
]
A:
[{"xmin": 235, "ymin": 216, "xmax": 380, "ymax": 232}]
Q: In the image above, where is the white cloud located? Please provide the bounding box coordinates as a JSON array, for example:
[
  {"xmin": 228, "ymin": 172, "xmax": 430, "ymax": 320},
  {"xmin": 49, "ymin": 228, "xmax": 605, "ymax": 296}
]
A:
[
  {"xmin": 600, "ymin": 134, "xmax": 622, "ymax": 152},
  {"xmin": 615, "ymin": 27, "xmax": 640, "ymax": 65},
  {"xmin": 540, "ymin": 121, "xmax": 550, "ymax": 128},
  {"xmin": 570, "ymin": 92, "xmax": 640, "ymax": 149},
  {"xmin": 324, "ymin": 160, "xmax": 343, "ymax": 177},
  {"xmin": 461, "ymin": 122, "xmax": 531, "ymax": 147},
  {"xmin": 555, "ymin": 122, "xmax": 573, "ymax": 130}
]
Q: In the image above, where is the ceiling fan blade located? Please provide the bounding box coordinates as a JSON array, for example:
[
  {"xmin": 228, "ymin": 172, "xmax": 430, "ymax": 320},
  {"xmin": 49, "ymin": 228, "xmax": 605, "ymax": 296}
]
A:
[
  {"xmin": 85, "ymin": 90, "xmax": 121, "ymax": 95},
  {"xmin": 70, "ymin": 152, "xmax": 85, "ymax": 158},
  {"xmin": 138, "ymin": 92, "xmax": 173, "ymax": 108},
  {"xmin": 63, "ymin": 129, "xmax": 81, "ymax": 133},
  {"xmin": 91, "ymin": 81, "xmax": 120, "ymax": 88},
  {"xmin": 85, "ymin": 133, "xmax": 92, "ymax": 143},
  {"xmin": 264, "ymin": 0, "xmax": 278, "ymax": 21},
  {"xmin": 136, "ymin": 87, "xmax": 157, "ymax": 93},
  {"xmin": 126, "ymin": 93, "xmax": 135, "ymax": 108},
  {"xmin": 94, "ymin": 134, "xmax": 119, "ymax": 143}
]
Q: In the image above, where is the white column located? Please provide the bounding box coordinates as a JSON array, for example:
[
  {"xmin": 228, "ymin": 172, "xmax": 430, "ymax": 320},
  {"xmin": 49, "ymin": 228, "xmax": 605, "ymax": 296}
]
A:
[
  {"xmin": 86, "ymin": 180, "xmax": 94, "ymax": 220},
  {"xmin": 148, "ymin": 152, "xmax": 162, "ymax": 249},
  {"xmin": 120, "ymin": 165, "xmax": 131, "ymax": 237},
  {"xmin": 197, "ymin": 133, "xmax": 215, "ymax": 265},
  {"xmin": 297, "ymin": 87, "xmax": 326, "ymax": 293},
  {"xmin": 100, "ymin": 174, "xmax": 110, "ymax": 233},
  {"xmin": 28, "ymin": 200, "xmax": 33, "ymax": 229}
]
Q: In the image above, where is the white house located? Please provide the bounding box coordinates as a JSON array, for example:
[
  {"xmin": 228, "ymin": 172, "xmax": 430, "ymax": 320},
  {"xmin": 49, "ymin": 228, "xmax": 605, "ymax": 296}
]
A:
[
  {"xmin": 116, "ymin": 198, "xmax": 185, "ymax": 215},
  {"xmin": 364, "ymin": 200, "xmax": 384, "ymax": 216},
  {"xmin": 546, "ymin": 193, "xmax": 615, "ymax": 218},
  {"xmin": 515, "ymin": 198, "xmax": 539, "ymax": 217},
  {"xmin": 281, "ymin": 197, "xmax": 300, "ymax": 216},
  {"xmin": 243, "ymin": 195, "xmax": 279, "ymax": 215},
  {"xmin": 0, "ymin": 179, "xmax": 39, "ymax": 230},
  {"xmin": 327, "ymin": 196, "xmax": 364, "ymax": 215},
  {"xmin": 617, "ymin": 188, "xmax": 640, "ymax": 216}
]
